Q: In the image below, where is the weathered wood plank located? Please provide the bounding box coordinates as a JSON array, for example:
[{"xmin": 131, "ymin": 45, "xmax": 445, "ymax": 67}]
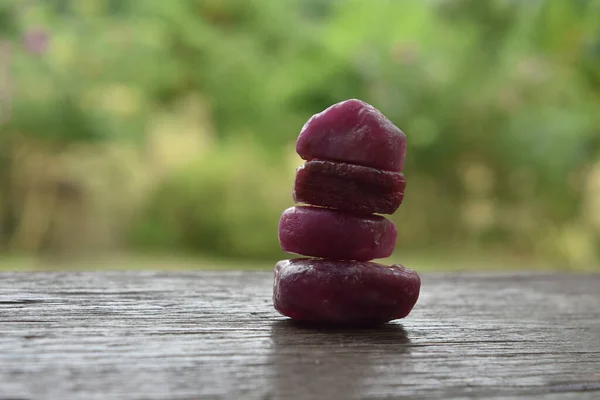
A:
[{"xmin": 0, "ymin": 271, "xmax": 599, "ymax": 399}]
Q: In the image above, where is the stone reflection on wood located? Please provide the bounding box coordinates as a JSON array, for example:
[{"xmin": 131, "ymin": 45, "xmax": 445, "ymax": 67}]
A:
[{"xmin": 274, "ymin": 99, "xmax": 421, "ymax": 326}]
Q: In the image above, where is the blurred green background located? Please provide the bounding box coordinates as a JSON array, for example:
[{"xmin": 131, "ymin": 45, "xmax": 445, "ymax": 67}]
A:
[{"xmin": 1, "ymin": 0, "xmax": 600, "ymax": 271}]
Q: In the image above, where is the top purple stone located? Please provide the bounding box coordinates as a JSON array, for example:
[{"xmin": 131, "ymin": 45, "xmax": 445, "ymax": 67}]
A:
[{"xmin": 296, "ymin": 99, "xmax": 407, "ymax": 172}]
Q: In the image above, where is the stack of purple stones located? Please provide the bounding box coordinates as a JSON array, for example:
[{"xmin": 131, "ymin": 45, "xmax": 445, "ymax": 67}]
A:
[{"xmin": 273, "ymin": 99, "xmax": 421, "ymax": 326}]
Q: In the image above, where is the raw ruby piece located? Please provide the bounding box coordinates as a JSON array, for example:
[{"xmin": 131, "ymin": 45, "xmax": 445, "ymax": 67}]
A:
[
  {"xmin": 293, "ymin": 160, "xmax": 406, "ymax": 215},
  {"xmin": 279, "ymin": 206, "xmax": 397, "ymax": 261},
  {"xmin": 296, "ymin": 99, "xmax": 407, "ymax": 172},
  {"xmin": 273, "ymin": 258, "xmax": 421, "ymax": 326}
]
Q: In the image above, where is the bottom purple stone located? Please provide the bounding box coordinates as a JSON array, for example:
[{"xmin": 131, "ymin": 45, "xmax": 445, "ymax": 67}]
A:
[{"xmin": 273, "ymin": 258, "xmax": 421, "ymax": 326}]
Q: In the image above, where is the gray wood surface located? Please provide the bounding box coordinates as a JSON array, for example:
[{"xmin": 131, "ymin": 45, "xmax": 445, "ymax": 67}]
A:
[{"xmin": 0, "ymin": 271, "xmax": 599, "ymax": 400}]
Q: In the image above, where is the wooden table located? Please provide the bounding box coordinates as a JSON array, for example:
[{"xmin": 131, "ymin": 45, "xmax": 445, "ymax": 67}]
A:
[{"xmin": 0, "ymin": 271, "xmax": 599, "ymax": 399}]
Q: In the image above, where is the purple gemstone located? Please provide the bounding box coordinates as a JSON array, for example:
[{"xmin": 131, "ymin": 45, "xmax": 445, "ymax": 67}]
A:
[
  {"xmin": 296, "ymin": 99, "xmax": 407, "ymax": 172},
  {"xmin": 279, "ymin": 206, "xmax": 397, "ymax": 261},
  {"xmin": 293, "ymin": 160, "xmax": 406, "ymax": 215},
  {"xmin": 273, "ymin": 258, "xmax": 421, "ymax": 326}
]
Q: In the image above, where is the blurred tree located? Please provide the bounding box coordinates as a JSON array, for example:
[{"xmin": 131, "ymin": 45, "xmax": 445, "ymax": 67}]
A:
[{"xmin": 1, "ymin": 0, "xmax": 599, "ymax": 265}]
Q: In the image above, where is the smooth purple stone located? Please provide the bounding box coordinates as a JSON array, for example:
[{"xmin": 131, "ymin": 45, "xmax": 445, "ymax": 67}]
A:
[
  {"xmin": 296, "ymin": 99, "xmax": 407, "ymax": 172},
  {"xmin": 273, "ymin": 258, "xmax": 421, "ymax": 326},
  {"xmin": 293, "ymin": 160, "xmax": 406, "ymax": 215},
  {"xmin": 279, "ymin": 206, "xmax": 397, "ymax": 261}
]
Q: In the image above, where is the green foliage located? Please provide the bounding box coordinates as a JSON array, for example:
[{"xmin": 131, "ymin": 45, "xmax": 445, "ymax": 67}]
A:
[
  {"xmin": 130, "ymin": 141, "xmax": 291, "ymax": 260},
  {"xmin": 2, "ymin": 0, "xmax": 600, "ymax": 266}
]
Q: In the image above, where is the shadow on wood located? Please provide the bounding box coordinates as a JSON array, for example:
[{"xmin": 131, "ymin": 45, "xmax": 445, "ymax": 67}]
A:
[{"xmin": 269, "ymin": 320, "xmax": 412, "ymax": 399}]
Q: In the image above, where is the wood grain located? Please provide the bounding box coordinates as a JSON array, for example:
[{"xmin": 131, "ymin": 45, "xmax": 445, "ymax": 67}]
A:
[{"xmin": 0, "ymin": 271, "xmax": 599, "ymax": 399}]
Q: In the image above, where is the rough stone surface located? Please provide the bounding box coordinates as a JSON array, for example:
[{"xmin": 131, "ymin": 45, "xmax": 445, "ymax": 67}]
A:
[
  {"xmin": 273, "ymin": 258, "xmax": 421, "ymax": 326},
  {"xmin": 278, "ymin": 206, "xmax": 397, "ymax": 261},
  {"xmin": 296, "ymin": 99, "xmax": 407, "ymax": 172},
  {"xmin": 293, "ymin": 160, "xmax": 406, "ymax": 215}
]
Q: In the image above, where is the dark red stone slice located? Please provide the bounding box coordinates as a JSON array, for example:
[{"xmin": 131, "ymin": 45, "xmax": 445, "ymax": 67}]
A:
[
  {"xmin": 293, "ymin": 160, "xmax": 406, "ymax": 215},
  {"xmin": 296, "ymin": 99, "xmax": 407, "ymax": 172},
  {"xmin": 273, "ymin": 258, "xmax": 421, "ymax": 326},
  {"xmin": 279, "ymin": 206, "xmax": 397, "ymax": 261}
]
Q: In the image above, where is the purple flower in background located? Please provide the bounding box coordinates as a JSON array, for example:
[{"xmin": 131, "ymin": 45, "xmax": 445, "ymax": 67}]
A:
[{"xmin": 24, "ymin": 29, "xmax": 50, "ymax": 55}]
